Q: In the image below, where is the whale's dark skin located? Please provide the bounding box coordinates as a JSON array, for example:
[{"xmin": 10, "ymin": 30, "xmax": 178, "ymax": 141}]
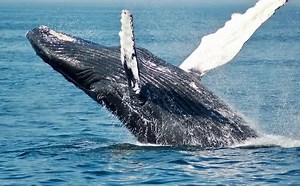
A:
[{"xmin": 26, "ymin": 26, "xmax": 258, "ymax": 147}]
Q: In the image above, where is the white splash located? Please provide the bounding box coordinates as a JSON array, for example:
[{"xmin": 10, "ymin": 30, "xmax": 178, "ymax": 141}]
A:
[
  {"xmin": 234, "ymin": 134, "xmax": 300, "ymax": 148},
  {"xmin": 119, "ymin": 9, "xmax": 140, "ymax": 93},
  {"xmin": 179, "ymin": 0, "xmax": 287, "ymax": 75},
  {"xmin": 134, "ymin": 141, "xmax": 168, "ymax": 147}
]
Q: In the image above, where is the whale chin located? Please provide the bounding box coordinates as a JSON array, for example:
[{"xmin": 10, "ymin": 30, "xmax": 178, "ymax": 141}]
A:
[{"xmin": 26, "ymin": 26, "xmax": 257, "ymax": 147}]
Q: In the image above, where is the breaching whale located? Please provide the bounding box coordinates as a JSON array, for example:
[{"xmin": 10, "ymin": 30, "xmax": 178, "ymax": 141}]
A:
[{"xmin": 26, "ymin": 0, "xmax": 287, "ymax": 147}]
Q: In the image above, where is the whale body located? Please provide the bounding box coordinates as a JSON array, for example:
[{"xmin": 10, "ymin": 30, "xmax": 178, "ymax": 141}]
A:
[
  {"xmin": 26, "ymin": 26, "xmax": 257, "ymax": 147},
  {"xmin": 26, "ymin": 0, "xmax": 288, "ymax": 147}
]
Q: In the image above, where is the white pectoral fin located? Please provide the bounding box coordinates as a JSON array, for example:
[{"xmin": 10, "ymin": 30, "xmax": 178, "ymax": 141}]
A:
[
  {"xmin": 119, "ymin": 9, "xmax": 140, "ymax": 94},
  {"xmin": 179, "ymin": 0, "xmax": 288, "ymax": 76}
]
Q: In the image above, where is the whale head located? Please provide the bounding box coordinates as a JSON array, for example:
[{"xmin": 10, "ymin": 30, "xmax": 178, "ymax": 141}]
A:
[{"xmin": 26, "ymin": 26, "xmax": 125, "ymax": 98}]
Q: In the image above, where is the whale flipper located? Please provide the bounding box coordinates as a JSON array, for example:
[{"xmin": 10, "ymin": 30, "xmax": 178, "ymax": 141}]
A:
[
  {"xmin": 119, "ymin": 9, "xmax": 140, "ymax": 94},
  {"xmin": 179, "ymin": 0, "xmax": 288, "ymax": 76}
]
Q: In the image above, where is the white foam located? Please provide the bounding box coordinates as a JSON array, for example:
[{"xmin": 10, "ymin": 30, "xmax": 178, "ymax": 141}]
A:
[
  {"xmin": 134, "ymin": 141, "xmax": 169, "ymax": 147},
  {"xmin": 234, "ymin": 134, "xmax": 300, "ymax": 148},
  {"xmin": 179, "ymin": 0, "xmax": 287, "ymax": 75}
]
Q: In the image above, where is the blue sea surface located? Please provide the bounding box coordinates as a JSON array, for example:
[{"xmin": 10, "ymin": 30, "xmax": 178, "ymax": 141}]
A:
[{"xmin": 1, "ymin": 1, "xmax": 299, "ymax": 185}]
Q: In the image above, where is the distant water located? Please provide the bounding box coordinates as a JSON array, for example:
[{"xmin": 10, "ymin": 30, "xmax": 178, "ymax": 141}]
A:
[{"xmin": 1, "ymin": 2, "xmax": 299, "ymax": 185}]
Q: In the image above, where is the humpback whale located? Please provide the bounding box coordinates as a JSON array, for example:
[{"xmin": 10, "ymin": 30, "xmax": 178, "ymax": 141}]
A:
[{"xmin": 26, "ymin": 0, "xmax": 287, "ymax": 147}]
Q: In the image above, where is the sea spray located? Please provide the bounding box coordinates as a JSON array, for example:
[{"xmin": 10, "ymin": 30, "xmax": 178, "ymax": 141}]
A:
[{"xmin": 234, "ymin": 134, "xmax": 300, "ymax": 148}]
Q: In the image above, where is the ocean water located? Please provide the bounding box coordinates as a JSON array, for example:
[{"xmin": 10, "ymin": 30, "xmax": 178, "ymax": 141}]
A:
[{"xmin": 1, "ymin": 1, "xmax": 299, "ymax": 185}]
